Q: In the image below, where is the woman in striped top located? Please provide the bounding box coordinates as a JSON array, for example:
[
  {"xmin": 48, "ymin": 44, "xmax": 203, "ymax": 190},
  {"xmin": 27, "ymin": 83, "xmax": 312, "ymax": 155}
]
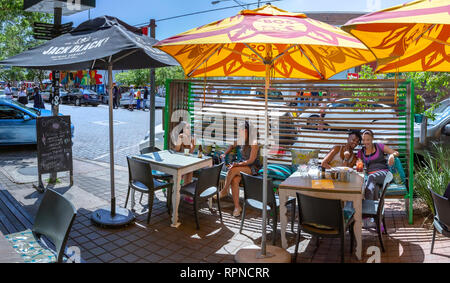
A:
[{"xmin": 357, "ymin": 130, "xmax": 399, "ymax": 200}]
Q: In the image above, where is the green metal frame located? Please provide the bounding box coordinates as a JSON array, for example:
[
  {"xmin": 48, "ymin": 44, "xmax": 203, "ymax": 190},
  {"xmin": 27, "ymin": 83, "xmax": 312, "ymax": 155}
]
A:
[
  {"xmin": 408, "ymin": 79, "xmax": 415, "ymax": 224},
  {"xmin": 164, "ymin": 79, "xmax": 172, "ymax": 150}
]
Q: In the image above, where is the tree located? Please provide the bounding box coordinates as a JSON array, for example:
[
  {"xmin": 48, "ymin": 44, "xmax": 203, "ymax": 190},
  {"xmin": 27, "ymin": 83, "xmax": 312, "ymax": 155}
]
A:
[
  {"xmin": 115, "ymin": 66, "xmax": 185, "ymax": 87},
  {"xmin": 0, "ymin": 0, "xmax": 51, "ymax": 83}
]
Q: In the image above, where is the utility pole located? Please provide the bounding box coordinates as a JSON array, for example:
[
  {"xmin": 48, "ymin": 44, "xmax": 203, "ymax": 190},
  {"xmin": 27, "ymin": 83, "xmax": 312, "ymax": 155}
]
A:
[{"xmin": 149, "ymin": 19, "xmax": 156, "ymax": 148}]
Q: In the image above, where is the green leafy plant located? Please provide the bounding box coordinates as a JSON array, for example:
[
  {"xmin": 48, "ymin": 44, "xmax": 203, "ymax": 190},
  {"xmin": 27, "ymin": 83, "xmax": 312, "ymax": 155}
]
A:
[
  {"xmin": 414, "ymin": 143, "xmax": 450, "ymax": 215},
  {"xmin": 415, "ymin": 94, "xmax": 425, "ymax": 115}
]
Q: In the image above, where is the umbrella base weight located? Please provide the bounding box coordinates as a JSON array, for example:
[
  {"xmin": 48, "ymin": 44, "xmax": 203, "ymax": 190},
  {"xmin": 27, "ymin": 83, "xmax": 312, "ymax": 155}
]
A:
[
  {"xmin": 91, "ymin": 206, "xmax": 135, "ymax": 228},
  {"xmin": 234, "ymin": 245, "xmax": 291, "ymax": 263}
]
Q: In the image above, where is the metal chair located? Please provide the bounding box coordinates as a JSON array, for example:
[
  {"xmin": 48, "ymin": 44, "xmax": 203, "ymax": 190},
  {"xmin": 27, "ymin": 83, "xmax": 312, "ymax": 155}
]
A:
[
  {"xmin": 139, "ymin": 146, "xmax": 172, "ymax": 182},
  {"xmin": 239, "ymin": 173, "xmax": 296, "ymax": 245},
  {"xmin": 5, "ymin": 189, "xmax": 77, "ymax": 263},
  {"xmin": 125, "ymin": 156, "xmax": 173, "ymax": 224},
  {"xmin": 180, "ymin": 163, "xmax": 224, "ymax": 230},
  {"xmin": 362, "ymin": 171, "xmax": 393, "ymax": 252},
  {"xmin": 429, "ymin": 188, "xmax": 450, "ymax": 254},
  {"xmin": 293, "ymin": 192, "xmax": 355, "ymax": 263}
]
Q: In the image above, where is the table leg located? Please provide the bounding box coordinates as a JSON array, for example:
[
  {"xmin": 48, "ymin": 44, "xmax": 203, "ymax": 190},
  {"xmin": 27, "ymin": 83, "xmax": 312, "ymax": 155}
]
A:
[
  {"xmin": 353, "ymin": 196, "xmax": 362, "ymax": 260},
  {"xmin": 279, "ymin": 190, "xmax": 288, "ymax": 249},
  {"xmin": 170, "ymin": 171, "xmax": 182, "ymax": 228}
]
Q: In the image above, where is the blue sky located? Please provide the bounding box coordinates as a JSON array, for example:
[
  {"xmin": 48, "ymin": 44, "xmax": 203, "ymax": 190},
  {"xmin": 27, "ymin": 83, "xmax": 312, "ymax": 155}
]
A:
[{"xmin": 62, "ymin": 0, "xmax": 409, "ymax": 40}]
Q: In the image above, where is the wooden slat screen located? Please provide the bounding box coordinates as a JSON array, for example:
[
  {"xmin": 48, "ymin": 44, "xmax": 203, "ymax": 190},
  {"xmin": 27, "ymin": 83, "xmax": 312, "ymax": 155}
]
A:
[{"xmin": 166, "ymin": 79, "xmax": 412, "ymax": 168}]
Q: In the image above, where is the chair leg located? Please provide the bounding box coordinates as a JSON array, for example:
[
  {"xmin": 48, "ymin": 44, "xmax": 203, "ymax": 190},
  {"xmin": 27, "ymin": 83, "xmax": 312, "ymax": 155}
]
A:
[
  {"xmin": 124, "ymin": 185, "xmax": 131, "ymax": 208},
  {"xmin": 147, "ymin": 192, "xmax": 154, "ymax": 224},
  {"xmin": 216, "ymin": 191, "xmax": 223, "ymax": 224},
  {"xmin": 193, "ymin": 197, "xmax": 200, "ymax": 230},
  {"xmin": 290, "ymin": 201, "xmax": 296, "ymax": 233},
  {"xmin": 350, "ymin": 223, "xmax": 355, "ymax": 254},
  {"xmin": 166, "ymin": 186, "xmax": 172, "ymax": 216},
  {"xmin": 272, "ymin": 207, "xmax": 277, "ymax": 245},
  {"xmin": 239, "ymin": 202, "xmax": 246, "ymax": 234},
  {"xmin": 341, "ymin": 233, "xmax": 345, "ymax": 263},
  {"xmin": 293, "ymin": 227, "xmax": 301, "ymax": 263},
  {"xmin": 382, "ymin": 214, "xmax": 388, "ymax": 235},
  {"xmin": 430, "ymin": 226, "xmax": 436, "ymax": 254},
  {"xmin": 375, "ymin": 216, "xmax": 385, "ymax": 252},
  {"xmin": 139, "ymin": 192, "xmax": 144, "ymax": 205}
]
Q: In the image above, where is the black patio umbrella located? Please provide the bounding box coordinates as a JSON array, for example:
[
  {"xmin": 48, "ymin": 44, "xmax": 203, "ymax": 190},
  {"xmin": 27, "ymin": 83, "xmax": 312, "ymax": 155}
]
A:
[{"xmin": 0, "ymin": 16, "xmax": 178, "ymax": 227}]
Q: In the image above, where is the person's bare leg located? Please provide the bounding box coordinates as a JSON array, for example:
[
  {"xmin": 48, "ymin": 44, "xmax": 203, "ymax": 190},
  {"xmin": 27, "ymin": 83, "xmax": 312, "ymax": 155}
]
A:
[
  {"xmin": 183, "ymin": 172, "xmax": 193, "ymax": 185},
  {"xmin": 221, "ymin": 167, "xmax": 238, "ymax": 196}
]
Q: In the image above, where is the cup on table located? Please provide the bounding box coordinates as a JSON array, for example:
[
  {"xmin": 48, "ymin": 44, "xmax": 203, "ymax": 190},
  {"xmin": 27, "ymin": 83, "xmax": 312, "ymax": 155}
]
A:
[{"xmin": 184, "ymin": 148, "xmax": 190, "ymax": 155}]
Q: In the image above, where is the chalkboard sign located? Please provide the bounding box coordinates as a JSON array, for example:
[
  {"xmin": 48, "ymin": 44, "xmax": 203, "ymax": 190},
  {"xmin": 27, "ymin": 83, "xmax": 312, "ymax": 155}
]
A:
[{"xmin": 36, "ymin": 115, "xmax": 73, "ymax": 175}]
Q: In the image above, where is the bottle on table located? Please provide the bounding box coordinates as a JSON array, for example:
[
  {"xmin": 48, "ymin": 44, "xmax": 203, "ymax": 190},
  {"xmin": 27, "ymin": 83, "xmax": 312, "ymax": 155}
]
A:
[
  {"xmin": 198, "ymin": 145, "xmax": 203, "ymax": 158},
  {"xmin": 356, "ymin": 159, "xmax": 364, "ymax": 173}
]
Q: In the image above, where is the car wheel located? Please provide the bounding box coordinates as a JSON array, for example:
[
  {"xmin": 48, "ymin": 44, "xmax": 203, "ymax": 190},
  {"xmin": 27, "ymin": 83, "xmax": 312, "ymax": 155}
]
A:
[
  {"xmin": 92, "ymin": 104, "xmax": 98, "ymax": 107},
  {"xmin": 75, "ymin": 98, "xmax": 81, "ymax": 106}
]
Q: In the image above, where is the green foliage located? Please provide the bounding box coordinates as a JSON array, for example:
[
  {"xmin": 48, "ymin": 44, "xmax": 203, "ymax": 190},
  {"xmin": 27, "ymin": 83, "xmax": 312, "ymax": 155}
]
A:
[
  {"xmin": 352, "ymin": 64, "xmax": 387, "ymax": 111},
  {"xmin": 415, "ymin": 143, "xmax": 450, "ymax": 215},
  {"xmin": 403, "ymin": 72, "xmax": 450, "ymax": 120},
  {"xmin": 0, "ymin": 0, "xmax": 51, "ymax": 82},
  {"xmin": 414, "ymin": 94, "xmax": 425, "ymax": 115},
  {"xmin": 115, "ymin": 66, "xmax": 184, "ymax": 87}
]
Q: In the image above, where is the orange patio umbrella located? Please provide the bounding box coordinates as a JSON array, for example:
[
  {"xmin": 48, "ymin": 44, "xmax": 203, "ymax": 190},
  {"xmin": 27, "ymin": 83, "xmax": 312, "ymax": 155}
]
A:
[
  {"xmin": 155, "ymin": 4, "xmax": 375, "ymax": 260},
  {"xmin": 342, "ymin": 0, "xmax": 450, "ymax": 73}
]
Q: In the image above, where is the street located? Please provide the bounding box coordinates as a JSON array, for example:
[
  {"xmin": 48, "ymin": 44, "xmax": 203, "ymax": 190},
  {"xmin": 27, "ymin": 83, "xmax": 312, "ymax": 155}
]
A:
[{"xmin": 51, "ymin": 103, "xmax": 164, "ymax": 167}]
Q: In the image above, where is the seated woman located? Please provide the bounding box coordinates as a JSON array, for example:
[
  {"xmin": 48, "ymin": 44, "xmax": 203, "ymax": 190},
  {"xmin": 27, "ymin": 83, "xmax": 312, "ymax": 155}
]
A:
[
  {"xmin": 219, "ymin": 121, "xmax": 261, "ymax": 217},
  {"xmin": 321, "ymin": 130, "xmax": 361, "ymax": 169},
  {"xmin": 172, "ymin": 121, "xmax": 195, "ymax": 185},
  {"xmin": 357, "ymin": 130, "xmax": 399, "ymax": 200}
]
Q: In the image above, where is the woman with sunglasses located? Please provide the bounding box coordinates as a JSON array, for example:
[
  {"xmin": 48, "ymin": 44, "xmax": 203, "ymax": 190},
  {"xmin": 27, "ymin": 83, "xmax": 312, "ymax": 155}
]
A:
[{"xmin": 357, "ymin": 130, "xmax": 399, "ymax": 200}]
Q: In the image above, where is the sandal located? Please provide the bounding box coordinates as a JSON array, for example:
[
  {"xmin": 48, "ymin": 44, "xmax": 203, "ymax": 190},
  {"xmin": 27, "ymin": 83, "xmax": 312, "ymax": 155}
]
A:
[
  {"xmin": 214, "ymin": 189, "xmax": 229, "ymax": 200},
  {"xmin": 232, "ymin": 207, "xmax": 242, "ymax": 217}
]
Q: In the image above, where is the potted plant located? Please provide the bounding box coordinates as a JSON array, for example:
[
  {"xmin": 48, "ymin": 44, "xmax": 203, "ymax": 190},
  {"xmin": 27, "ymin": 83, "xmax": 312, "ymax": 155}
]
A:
[{"xmin": 414, "ymin": 94, "xmax": 425, "ymax": 123}]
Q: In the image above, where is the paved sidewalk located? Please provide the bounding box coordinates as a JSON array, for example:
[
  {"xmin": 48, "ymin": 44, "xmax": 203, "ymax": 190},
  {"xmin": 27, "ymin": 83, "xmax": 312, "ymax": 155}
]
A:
[{"xmin": 0, "ymin": 152, "xmax": 449, "ymax": 263}]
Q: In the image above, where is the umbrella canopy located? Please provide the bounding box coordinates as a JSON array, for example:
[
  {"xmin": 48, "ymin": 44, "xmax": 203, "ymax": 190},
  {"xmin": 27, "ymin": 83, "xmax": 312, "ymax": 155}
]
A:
[
  {"xmin": 0, "ymin": 15, "xmax": 176, "ymax": 70},
  {"xmin": 155, "ymin": 4, "xmax": 376, "ymax": 79},
  {"xmin": 155, "ymin": 4, "xmax": 374, "ymax": 258},
  {"xmin": 342, "ymin": 0, "xmax": 450, "ymax": 73},
  {"xmin": 0, "ymin": 16, "xmax": 178, "ymax": 227}
]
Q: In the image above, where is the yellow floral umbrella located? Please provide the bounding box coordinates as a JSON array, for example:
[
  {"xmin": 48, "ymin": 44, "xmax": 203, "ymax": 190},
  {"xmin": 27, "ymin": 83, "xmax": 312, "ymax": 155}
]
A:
[
  {"xmin": 342, "ymin": 0, "xmax": 450, "ymax": 73},
  {"xmin": 155, "ymin": 4, "xmax": 374, "ymax": 260}
]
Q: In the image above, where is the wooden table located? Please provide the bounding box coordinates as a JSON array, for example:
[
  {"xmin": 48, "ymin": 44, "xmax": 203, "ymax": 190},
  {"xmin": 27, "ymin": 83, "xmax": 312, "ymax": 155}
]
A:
[
  {"xmin": 278, "ymin": 170, "xmax": 365, "ymax": 260},
  {"xmin": 133, "ymin": 150, "xmax": 212, "ymax": 228},
  {"xmin": 0, "ymin": 231, "xmax": 23, "ymax": 263}
]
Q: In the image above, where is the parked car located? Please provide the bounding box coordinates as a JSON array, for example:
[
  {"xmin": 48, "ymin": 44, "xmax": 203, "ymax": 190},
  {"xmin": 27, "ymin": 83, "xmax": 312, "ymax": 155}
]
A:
[
  {"xmin": 67, "ymin": 88, "xmax": 100, "ymax": 106},
  {"xmin": 414, "ymin": 98, "xmax": 450, "ymax": 150},
  {"xmin": 297, "ymin": 98, "xmax": 398, "ymax": 130},
  {"xmin": 0, "ymin": 98, "xmax": 74, "ymax": 145},
  {"xmin": 120, "ymin": 89, "xmax": 165, "ymax": 109}
]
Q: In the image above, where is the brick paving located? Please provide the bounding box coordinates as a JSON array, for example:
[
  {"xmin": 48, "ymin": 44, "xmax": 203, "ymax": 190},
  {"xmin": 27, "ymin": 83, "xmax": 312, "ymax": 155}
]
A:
[{"xmin": 0, "ymin": 150, "xmax": 449, "ymax": 263}]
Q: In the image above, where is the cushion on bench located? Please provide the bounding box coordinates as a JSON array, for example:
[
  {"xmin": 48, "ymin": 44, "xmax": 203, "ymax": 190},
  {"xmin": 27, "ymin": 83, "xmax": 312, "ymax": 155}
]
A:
[{"xmin": 5, "ymin": 229, "xmax": 57, "ymax": 263}]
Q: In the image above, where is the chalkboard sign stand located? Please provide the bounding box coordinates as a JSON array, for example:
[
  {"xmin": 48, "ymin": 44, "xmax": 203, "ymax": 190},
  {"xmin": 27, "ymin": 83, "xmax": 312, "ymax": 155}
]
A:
[{"xmin": 36, "ymin": 115, "xmax": 74, "ymax": 192}]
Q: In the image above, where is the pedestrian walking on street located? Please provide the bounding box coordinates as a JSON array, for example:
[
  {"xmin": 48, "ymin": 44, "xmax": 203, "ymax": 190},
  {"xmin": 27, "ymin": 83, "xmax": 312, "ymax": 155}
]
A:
[
  {"xmin": 4, "ymin": 83, "xmax": 13, "ymax": 100},
  {"xmin": 113, "ymin": 84, "xmax": 118, "ymax": 109},
  {"xmin": 136, "ymin": 87, "xmax": 141, "ymax": 110},
  {"xmin": 128, "ymin": 85, "xmax": 135, "ymax": 111},
  {"xmin": 33, "ymin": 85, "xmax": 45, "ymax": 109},
  {"xmin": 18, "ymin": 85, "xmax": 28, "ymax": 105}
]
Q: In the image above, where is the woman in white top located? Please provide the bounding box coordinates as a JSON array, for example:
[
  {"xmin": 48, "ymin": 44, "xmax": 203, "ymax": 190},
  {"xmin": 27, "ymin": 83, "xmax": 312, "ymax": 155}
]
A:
[
  {"xmin": 4, "ymin": 83, "xmax": 13, "ymax": 99},
  {"xmin": 18, "ymin": 85, "xmax": 28, "ymax": 105},
  {"xmin": 321, "ymin": 130, "xmax": 362, "ymax": 169}
]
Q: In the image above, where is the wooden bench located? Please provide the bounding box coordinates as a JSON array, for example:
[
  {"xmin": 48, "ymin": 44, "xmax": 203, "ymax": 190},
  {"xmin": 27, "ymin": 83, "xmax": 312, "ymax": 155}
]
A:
[
  {"xmin": 0, "ymin": 189, "xmax": 33, "ymax": 235},
  {"xmin": 165, "ymin": 79, "xmax": 415, "ymax": 224}
]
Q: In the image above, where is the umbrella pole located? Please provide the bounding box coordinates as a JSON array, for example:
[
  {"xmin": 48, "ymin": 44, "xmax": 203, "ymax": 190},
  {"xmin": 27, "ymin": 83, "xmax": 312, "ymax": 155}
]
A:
[
  {"xmin": 234, "ymin": 57, "xmax": 290, "ymax": 263},
  {"xmin": 91, "ymin": 62, "xmax": 135, "ymax": 228}
]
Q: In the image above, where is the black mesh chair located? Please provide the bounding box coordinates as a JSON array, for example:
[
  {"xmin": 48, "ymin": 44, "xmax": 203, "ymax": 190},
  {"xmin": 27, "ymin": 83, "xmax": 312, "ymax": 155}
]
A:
[
  {"xmin": 293, "ymin": 193, "xmax": 355, "ymax": 263},
  {"xmin": 240, "ymin": 173, "xmax": 296, "ymax": 245},
  {"xmin": 362, "ymin": 171, "xmax": 393, "ymax": 252},
  {"xmin": 125, "ymin": 156, "xmax": 173, "ymax": 224},
  {"xmin": 139, "ymin": 146, "xmax": 172, "ymax": 182},
  {"xmin": 180, "ymin": 163, "xmax": 224, "ymax": 230},
  {"xmin": 5, "ymin": 189, "xmax": 77, "ymax": 263},
  {"xmin": 429, "ymin": 188, "xmax": 450, "ymax": 254}
]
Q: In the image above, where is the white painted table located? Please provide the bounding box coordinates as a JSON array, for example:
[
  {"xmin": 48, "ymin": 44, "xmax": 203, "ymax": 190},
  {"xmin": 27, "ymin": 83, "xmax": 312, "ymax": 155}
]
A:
[
  {"xmin": 0, "ymin": 231, "xmax": 23, "ymax": 263},
  {"xmin": 133, "ymin": 150, "xmax": 212, "ymax": 228},
  {"xmin": 278, "ymin": 171, "xmax": 365, "ymax": 260}
]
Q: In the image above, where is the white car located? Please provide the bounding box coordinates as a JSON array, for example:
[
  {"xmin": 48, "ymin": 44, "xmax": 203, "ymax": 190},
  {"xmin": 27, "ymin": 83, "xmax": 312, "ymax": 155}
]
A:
[
  {"xmin": 298, "ymin": 98, "xmax": 398, "ymax": 130},
  {"xmin": 414, "ymin": 98, "xmax": 450, "ymax": 149},
  {"xmin": 120, "ymin": 89, "xmax": 165, "ymax": 108}
]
